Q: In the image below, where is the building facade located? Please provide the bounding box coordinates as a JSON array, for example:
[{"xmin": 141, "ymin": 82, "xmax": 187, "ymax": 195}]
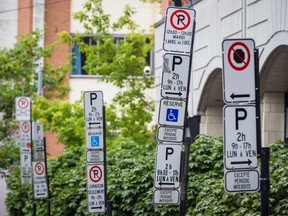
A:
[
  {"xmin": 0, "ymin": 0, "xmax": 161, "ymax": 156},
  {"xmin": 156, "ymin": 0, "xmax": 288, "ymax": 146}
]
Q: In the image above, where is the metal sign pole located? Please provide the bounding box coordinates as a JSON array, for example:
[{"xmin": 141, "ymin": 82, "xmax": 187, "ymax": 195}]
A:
[
  {"xmin": 44, "ymin": 138, "xmax": 51, "ymax": 216},
  {"xmin": 179, "ymin": 123, "xmax": 192, "ymax": 216},
  {"xmin": 254, "ymin": 49, "xmax": 270, "ymax": 216},
  {"xmin": 30, "ymin": 101, "xmax": 36, "ymax": 216}
]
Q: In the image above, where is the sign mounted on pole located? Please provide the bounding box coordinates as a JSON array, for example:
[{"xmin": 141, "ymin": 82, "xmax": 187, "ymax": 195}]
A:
[
  {"xmin": 33, "ymin": 161, "xmax": 48, "ymax": 199},
  {"xmin": 157, "ymin": 126, "xmax": 183, "ymax": 143},
  {"xmin": 15, "ymin": 97, "xmax": 31, "ymax": 121},
  {"xmin": 224, "ymin": 168, "xmax": 259, "ymax": 193},
  {"xmin": 154, "ymin": 144, "xmax": 182, "ymax": 189},
  {"xmin": 158, "ymin": 99, "xmax": 186, "ymax": 127},
  {"xmin": 86, "ymin": 164, "xmax": 106, "ymax": 213},
  {"xmin": 163, "ymin": 7, "xmax": 196, "ymax": 53},
  {"xmin": 84, "ymin": 91, "xmax": 104, "ymax": 128},
  {"xmin": 222, "ymin": 39, "xmax": 256, "ymax": 103},
  {"xmin": 21, "ymin": 152, "xmax": 32, "ymax": 177},
  {"xmin": 85, "ymin": 128, "xmax": 104, "ymax": 149},
  {"xmin": 161, "ymin": 53, "xmax": 190, "ymax": 99},
  {"xmin": 224, "ymin": 105, "xmax": 258, "ymax": 169},
  {"xmin": 153, "ymin": 189, "xmax": 179, "ymax": 205},
  {"xmin": 33, "ymin": 124, "xmax": 44, "ymax": 151},
  {"xmin": 19, "ymin": 121, "xmax": 32, "ymax": 153}
]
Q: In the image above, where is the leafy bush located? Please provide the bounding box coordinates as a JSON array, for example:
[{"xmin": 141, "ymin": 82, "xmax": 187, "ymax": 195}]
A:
[{"xmin": 6, "ymin": 135, "xmax": 288, "ymax": 215}]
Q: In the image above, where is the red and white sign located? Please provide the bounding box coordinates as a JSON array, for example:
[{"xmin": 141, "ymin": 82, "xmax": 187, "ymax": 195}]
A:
[
  {"xmin": 20, "ymin": 121, "xmax": 31, "ymax": 153},
  {"xmin": 34, "ymin": 162, "xmax": 45, "ymax": 176},
  {"xmin": 15, "ymin": 97, "xmax": 31, "ymax": 121},
  {"xmin": 89, "ymin": 165, "xmax": 103, "ymax": 183},
  {"xmin": 86, "ymin": 164, "xmax": 106, "ymax": 213},
  {"xmin": 222, "ymin": 39, "xmax": 256, "ymax": 103},
  {"xmin": 163, "ymin": 7, "xmax": 196, "ymax": 53},
  {"xmin": 33, "ymin": 161, "xmax": 48, "ymax": 199},
  {"xmin": 227, "ymin": 42, "xmax": 251, "ymax": 71}
]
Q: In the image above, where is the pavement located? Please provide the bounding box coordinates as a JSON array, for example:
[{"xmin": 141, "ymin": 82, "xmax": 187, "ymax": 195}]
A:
[{"xmin": 0, "ymin": 175, "xmax": 8, "ymax": 216}]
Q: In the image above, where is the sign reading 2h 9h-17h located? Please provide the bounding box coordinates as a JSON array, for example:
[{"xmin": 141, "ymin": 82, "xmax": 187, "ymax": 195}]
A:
[
  {"xmin": 222, "ymin": 39, "xmax": 256, "ymax": 103},
  {"xmin": 161, "ymin": 53, "xmax": 190, "ymax": 99},
  {"xmin": 224, "ymin": 105, "xmax": 258, "ymax": 170},
  {"xmin": 84, "ymin": 91, "xmax": 104, "ymax": 128}
]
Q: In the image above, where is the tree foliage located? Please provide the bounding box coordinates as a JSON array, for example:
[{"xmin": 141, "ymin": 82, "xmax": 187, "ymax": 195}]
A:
[
  {"xmin": 4, "ymin": 0, "xmax": 288, "ymax": 215},
  {"xmin": 0, "ymin": 30, "xmax": 69, "ymax": 170},
  {"xmin": 6, "ymin": 135, "xmax": 288, "ymax": 215}
]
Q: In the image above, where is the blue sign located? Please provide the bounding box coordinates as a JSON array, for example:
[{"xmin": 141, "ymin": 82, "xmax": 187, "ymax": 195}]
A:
[
  {"xmin": 166, "ymin": 108, "xmax": 179, "ymax": 122},
  {"xmin": 91, "ymin": 136, "xmax": 100, "ymax": 147}
]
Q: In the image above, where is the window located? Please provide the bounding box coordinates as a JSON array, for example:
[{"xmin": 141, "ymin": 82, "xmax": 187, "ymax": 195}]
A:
[{"xmin": 71, "ymin": 34, "xmax": 153, "ymax": 76}]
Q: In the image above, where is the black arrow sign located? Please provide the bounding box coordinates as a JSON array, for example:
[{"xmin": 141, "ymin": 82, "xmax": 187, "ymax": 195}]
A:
[
  {"xmin": 165, "ymin": 91, "xmax": 182, "ymax": 96},
  {"xmin": 230, "ymin": 93, "xmax": 250, "ymax": 100},
  {"xmin": 37, "ymin": 193, "xmax": 46, "ymax": 196},
  {"xmin": 231, "ymin": 159, "xmax": 252, "ymax": 166},
  {"xmin": 159, "ymin": 182, "xmax": 175, "ymax": 186},
  {"xmin": 91, "ymin": 206, "xmax": 102, "ymax": 209},
  {"xmin": 89, "ymin": 122, "xmax": 101, "ymax": 126}
]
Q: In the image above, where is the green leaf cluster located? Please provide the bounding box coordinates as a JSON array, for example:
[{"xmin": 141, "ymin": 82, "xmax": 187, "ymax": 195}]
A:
[
  {"xmin": 6, "ymin": 135, "xmax": 288, "ymax": 215},
  {"xmin": 0, "ymin": 30, "xmax": 69, "ymax": 171}
]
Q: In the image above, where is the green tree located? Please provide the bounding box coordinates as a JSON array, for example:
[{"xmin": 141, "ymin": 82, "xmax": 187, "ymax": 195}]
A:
[
  {"xmin": 0, "ymin": 30, "xmax": 69, "ymax": 170},
  {"xmin": 70, "ymin": 0, "xmax": 155, "ymax": 144}
]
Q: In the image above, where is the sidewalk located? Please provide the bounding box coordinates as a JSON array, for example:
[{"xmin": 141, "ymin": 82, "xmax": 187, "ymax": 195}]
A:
[{"xmin": 0, "ymin": 176, "xmax": 8, "ymax": 216}]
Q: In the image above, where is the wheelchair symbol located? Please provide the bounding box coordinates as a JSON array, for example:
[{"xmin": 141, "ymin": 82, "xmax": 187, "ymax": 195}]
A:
[
  {"xmin": 166, "ymin": 108, "xmax": 179, "ymax": 122},
  {"xmin": 91, "ymin": 136, "xmax": 100, "ymax": 147}
]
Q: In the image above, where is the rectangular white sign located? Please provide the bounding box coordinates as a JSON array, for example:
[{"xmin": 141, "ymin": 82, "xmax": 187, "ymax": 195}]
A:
[
  {"xmin": 161, "ymin": 53, "xmax": 190, "ymax": 99},
  {"xmin": 163, "ymin": 7, "xmax": 196, "ymax": 53},
  {"xmin": 157, "ymin": 126, "xmax": 183, "ymax": 143},
  {"xmin": 84, "ymin": 91, "xmax": 104, "ymax": 128},
  {"xmin": 87, "ymin": 164, "xmax": 106, "ymax": 213},
  {"xmin": 153, "ymin": 189, "xmax": 179, "ymax": 205},
  {"xmin": 86, "ymin": 150, "xmax": 104, "ymax": 163},
  {"xmin": 19, "ymin": 121, "xmax": 32, "ymax": 153},
  {"xmin": 154, "ymin": 144, "xmax": 182, "ymax": 189},
  {"xmin": 21, "ymin": 176, "xmax": 32, "ymax": 185},
  {"xmin": 15, "ymin": 97, "xmax": 31, "ymax": 121},
  {"xmin": 85, "ymin": 128, "xmax": 104, "ymax": 149},
  {"xmin": 224, "ymin": 169, "xmax": 259, "ymax": 193},
  {"xmin": 20, "ymin": 152, "xmax": 32, "ymax": 177},
  {"xmin": 224, "ymin": 105, "xmax": 258, "ymax": 169},
  {"xmin": 33, "ymin": 123, "xmax": 44, "ymax": 151},
  {"xmin": 222, "ymin": 39, "xmax": 256, "ymax": 103},
  {"xmin": 33, "ymin": 161, "xmax": 48, "ymax": 199},
  {"xmin": 158, "ymin": 99, "xmax": 186, "ymax": 127}
]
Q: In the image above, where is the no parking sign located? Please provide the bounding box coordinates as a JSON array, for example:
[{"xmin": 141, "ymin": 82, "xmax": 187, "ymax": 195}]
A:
[
  {"xmin": 15, "ymin": 97, "xmax": 31, "ymax": 121},
  {"xmin": 222, "ymin": 39, "xmax": 256, "ymax": 103},
  {"xmin": 163, "ymin": 7, "xmax": 196, "ymax": 53}
]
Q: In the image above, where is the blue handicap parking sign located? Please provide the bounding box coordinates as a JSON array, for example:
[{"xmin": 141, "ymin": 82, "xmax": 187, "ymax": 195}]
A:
[
  {"xmin": 166, "ymin": 108, "xmax": 179, "ymax": 122},
  {"xmin": 91, "ymin": 136, "xmax": 100, "ymax": 147}
]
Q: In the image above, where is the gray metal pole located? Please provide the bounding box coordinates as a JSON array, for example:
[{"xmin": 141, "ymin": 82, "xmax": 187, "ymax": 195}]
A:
[{"xmin": 37, "ymin": 68, "xmax": 43, "ymax": 96}]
